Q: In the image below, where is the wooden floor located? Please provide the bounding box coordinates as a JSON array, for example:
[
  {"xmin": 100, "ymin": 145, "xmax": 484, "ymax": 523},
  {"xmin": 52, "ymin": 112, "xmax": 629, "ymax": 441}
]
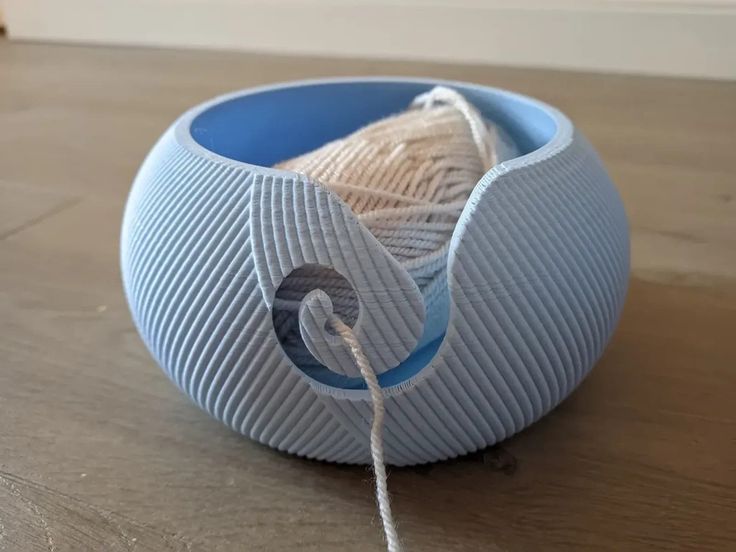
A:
[{"xmin": 1, "ymin": 40, "xmax": 735, "ymax": 551}]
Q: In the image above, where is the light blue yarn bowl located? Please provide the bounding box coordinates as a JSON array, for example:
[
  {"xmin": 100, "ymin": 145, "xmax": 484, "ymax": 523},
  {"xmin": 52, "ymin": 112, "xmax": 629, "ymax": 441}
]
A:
[{"xmin": 121, "ymin": 78, "xmax": 630, "ymax": 466}]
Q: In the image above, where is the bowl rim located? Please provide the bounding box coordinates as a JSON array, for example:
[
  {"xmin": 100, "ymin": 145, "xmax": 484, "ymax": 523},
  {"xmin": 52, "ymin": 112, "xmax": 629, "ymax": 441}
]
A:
[{"xmin": 172, "ymin": 76, "xmax": 574, "ymax": 181}]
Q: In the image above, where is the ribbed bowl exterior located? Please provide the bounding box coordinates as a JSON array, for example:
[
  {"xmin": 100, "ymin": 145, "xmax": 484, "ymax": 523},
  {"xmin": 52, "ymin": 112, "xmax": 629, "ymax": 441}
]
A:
[{"xmin": 121, "ymin": 81, "xmax": 629, "ymax": 465}]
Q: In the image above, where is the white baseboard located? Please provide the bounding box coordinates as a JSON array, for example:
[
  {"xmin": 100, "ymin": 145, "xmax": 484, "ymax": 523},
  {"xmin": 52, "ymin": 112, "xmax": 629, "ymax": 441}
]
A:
[{"xmin": 3, "ymin": 0, "xmax": 736, "ymax": 79}]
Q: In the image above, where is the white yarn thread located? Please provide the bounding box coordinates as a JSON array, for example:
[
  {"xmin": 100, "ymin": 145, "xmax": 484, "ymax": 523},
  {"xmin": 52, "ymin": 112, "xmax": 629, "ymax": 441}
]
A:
[
  {"xmin": 329, "ymin": 315, "xmax": 402, "ymax": 552},
  {"xmin": 412, "ymin": 86, "xmax": 498, "ymax": 169},
  {"xmin": 273, "ymin": 88, "xmax": 500, "ymax": 551}
]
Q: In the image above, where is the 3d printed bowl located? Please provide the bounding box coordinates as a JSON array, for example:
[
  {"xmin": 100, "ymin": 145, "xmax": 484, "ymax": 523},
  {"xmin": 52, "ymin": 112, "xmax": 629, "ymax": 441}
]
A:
[{"xmin": 121, "ymin": 78, "xmax": 629, "ymax": 465}]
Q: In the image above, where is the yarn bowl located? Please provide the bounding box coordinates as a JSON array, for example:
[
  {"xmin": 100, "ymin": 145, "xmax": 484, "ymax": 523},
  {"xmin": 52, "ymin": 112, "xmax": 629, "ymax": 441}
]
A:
[{"xmin": 121, "ymin": 78, "xmax": 630, "ymax": 466}]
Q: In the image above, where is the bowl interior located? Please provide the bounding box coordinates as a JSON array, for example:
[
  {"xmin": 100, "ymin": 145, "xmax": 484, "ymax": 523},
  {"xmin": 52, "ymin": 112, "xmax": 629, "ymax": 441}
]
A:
[{"xmin": 189, "ymin": 80, "xmax": 558, "ymax": 167}]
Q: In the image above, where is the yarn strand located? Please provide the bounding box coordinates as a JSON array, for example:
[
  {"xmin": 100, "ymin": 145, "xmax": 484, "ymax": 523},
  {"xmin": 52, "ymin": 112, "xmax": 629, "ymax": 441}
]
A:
[
  {"xmin": 329, "ymin": 316, "xmax": 402, "ymax": 552},
  {"xmin": 275, "ymin": 88, "xmax": 502, "ymax": 551}
]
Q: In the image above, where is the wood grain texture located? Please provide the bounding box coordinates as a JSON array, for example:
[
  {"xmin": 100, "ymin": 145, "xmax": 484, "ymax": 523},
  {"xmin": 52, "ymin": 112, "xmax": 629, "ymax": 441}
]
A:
[{"xmin": 1, "ymin": 40, "xmax": 735, "ymax": 551}]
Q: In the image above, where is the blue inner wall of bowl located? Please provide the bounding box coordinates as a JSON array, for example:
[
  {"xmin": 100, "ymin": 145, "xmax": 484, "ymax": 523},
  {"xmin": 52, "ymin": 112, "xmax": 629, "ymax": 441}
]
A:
[
  {"xmin": 190, "ymin": 80, "xmax": 559, "ymax": 389},
  {"xmin": 190, "ymin": 81, "xmax": 557, "ymax": 166}
]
